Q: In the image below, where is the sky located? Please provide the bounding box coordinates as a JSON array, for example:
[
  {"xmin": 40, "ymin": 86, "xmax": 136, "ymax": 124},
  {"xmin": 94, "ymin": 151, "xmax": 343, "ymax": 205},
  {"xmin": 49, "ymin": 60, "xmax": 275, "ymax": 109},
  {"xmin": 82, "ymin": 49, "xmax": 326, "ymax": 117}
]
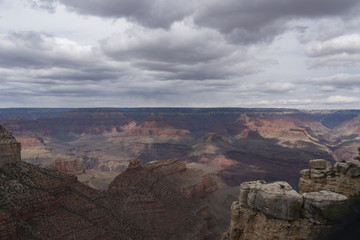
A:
[{"xmin": 0, "ymin": 0, "xmax": 360, "ymax": 109}]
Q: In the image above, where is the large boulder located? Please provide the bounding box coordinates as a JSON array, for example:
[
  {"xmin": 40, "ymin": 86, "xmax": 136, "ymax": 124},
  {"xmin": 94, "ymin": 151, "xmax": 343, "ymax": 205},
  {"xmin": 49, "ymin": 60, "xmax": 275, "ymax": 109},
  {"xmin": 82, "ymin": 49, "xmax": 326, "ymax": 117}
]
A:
[
  {"xmin": 345, "ymin": 160, "xmax": 360, "ymax": 177},
  {"xmin": 333, "ymin": 162, "xmax": 350, "ymax": 174},
  {"xmin": 303, "ymin": 190, "xmax": 347, "ymax": 221},
  {"xmin": 242, "ymin": 181, "xmax": 303, "ymax": 220},
  {"xmin": 238, "ymin": 180, "xmax": 265, "ymax": 207}
]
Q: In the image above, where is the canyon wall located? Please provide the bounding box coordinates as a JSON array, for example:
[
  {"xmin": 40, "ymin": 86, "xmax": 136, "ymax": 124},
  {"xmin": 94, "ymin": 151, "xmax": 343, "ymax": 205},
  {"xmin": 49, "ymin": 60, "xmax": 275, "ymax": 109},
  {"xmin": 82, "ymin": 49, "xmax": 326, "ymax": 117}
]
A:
[
  {"xmin": 222, "ymin": 159, "xmax": 360, "ymax": 240},
  {"xmin": 1, "ymin": 125, "xmax": 225, "ymax": 239},
  {"xmin": 0, "ymin": 125, "xmax": 21, "ymax": 166},
  {"xmin": 3, "ymin": 108, "xmax": 360, "ymax": 192}
]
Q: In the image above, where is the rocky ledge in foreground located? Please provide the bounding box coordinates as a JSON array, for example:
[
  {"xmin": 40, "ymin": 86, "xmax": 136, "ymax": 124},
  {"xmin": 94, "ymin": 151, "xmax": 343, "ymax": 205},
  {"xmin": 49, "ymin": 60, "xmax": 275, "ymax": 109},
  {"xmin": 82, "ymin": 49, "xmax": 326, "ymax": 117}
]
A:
[
  {"xmin": 222, "ymin": 159, "xmax": 360, "ymax": 240},
  {"xmin": 299, "ymin": 158, "xmax": 360, "ymax": 196}
]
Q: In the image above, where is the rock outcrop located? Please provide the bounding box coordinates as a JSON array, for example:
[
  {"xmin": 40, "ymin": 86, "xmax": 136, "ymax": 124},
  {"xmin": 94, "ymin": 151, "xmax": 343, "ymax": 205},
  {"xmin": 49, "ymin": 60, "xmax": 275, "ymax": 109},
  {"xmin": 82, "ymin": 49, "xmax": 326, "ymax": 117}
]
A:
[
  {"xmin": 302, "ymin": 190, "xmax": 347, "ymax": 222},
  {"xmin": 240, "ymin": 181, "xmax": 303, "ymax": 221},
  {"xmin": 299, "ymin": 159, "xmax": 360, "ymax": 196},
  {"xmin": 107, "ymin": 158, "xmax": 212, "ymax": 240},
  {"xmin": 222, "ymin": 158, "xmax": 358, "ymax": 240},
  {"xmin": 0, "ymin": 125, "xmax": 21, "ymax": 166}
]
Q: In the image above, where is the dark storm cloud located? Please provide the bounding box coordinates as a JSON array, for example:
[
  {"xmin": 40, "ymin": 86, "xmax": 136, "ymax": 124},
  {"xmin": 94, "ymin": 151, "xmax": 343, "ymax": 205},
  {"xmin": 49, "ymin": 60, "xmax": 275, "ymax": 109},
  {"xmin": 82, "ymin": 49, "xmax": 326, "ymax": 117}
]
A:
[
  {"xmin": 2, "ymin": 0, "xmax": 360, "ymax": 108},
  {"xmin": 36, "ymin": 68, "xmax": 120, "ymax": 81},
  {"xmin": 100, "ymin": 24, "xmax": 233, "ymax": 64},
  {"xmin": 100, "ymin": 23, "xmax": 272, "ymax": 80},
  {"xmin": 24, "ymin": 0, "xmax": 360, "ymax": 83},
  {"xmin": 47, "ymin": 0, "xmax": 360, "ymax": 44},
  {"xmin": 194, "ymin": 0, "xmax": 360, "ymax": 44},
  {"xmin": 57, "ymin": 0, "xmax": 195, "ymax": 28}
]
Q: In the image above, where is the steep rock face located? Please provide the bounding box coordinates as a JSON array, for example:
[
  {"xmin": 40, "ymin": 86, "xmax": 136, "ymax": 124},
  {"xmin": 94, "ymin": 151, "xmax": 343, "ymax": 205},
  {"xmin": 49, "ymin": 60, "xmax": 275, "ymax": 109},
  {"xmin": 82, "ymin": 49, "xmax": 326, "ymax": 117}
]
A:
[
  {"xmin": 143, "ymin": 159, "xmax": 234, "ymax": 239},
  {"xmin": 0, "ymin": 125, "xmax": 21, "ymax": 166},
  {"xmin": 107, "ymin": 158, "xmax": 209, "ymax": 240},
  {"xmin": 1, "ymin": 126, "xmax": 214, "ymax": 240},
  {"xmin": 0, "ymin": 161, "xmax": 136, "ymax": 240},
  {"xmin": 299, "ymin": 159, "xmax": 360, "ymax": 196},
  {"xmin": 302, "ymin": 191, "xmax": 348, "ymax": 222},
  {"xmin": 222, "ymin": 158, "xmax": 355, "ymax": 240}
]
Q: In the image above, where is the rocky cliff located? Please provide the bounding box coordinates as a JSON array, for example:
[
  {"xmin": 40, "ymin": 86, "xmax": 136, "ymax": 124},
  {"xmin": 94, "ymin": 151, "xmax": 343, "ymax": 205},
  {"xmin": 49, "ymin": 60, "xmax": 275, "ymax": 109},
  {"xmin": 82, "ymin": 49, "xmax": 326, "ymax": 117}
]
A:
[
  {"xmin": 299, "ymin": 159, "xmax": 360, "ymax": 196},
  {"xmin": 0, "ymin": 125, "xmax": 21, "ymax": 166},
  {"xmin": 0, "ymin": 125, "xmax": 224, "ymax": 239},
  {"xmin": 107, "ymin": 158, "xmax": 220, "ymax": 239},
  {"xmin": 0, "ymin": 159, "xmax": 136, "ymax": 239},
  {"xmin": 222, "ymin": 159, "xmax": 360, "ymax": 240}
]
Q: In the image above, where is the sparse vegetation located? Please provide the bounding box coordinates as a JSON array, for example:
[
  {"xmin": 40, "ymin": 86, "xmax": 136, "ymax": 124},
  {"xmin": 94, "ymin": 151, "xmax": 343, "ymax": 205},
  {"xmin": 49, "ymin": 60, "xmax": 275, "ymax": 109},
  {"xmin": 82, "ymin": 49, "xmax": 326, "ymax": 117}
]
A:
[{"xmin": 356, "ymin": 147, "xmax": 360, "ymax": 161}]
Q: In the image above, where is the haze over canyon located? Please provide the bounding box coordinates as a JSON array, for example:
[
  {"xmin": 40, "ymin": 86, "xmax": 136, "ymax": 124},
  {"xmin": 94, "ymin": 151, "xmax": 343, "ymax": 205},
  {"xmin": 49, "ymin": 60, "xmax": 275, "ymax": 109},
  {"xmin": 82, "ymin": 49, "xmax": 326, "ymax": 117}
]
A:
[
  {"xmin": 1, "ymin": 107, "xmax": 360, "ymax": 239},
  {"xmin": 1, "ymin": 108, "xmax": 360, "ymax": 188}
]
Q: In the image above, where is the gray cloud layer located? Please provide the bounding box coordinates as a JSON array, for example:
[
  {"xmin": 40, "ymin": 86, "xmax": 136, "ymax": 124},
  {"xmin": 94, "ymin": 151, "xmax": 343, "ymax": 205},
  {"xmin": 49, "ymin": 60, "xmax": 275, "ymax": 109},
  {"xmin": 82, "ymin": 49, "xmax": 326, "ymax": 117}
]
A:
[
  {"xmin": 48, "ymin": 0, "xmax": 360, "ymax": 44},
  {"xmin": 0, "ymin": 0, "xmax": 359, "ymax": 108},
  {"xmin": 195, "ymin": 0, "xmax": 360, "ymax": 43},
  {"xmin": 99, "ymin": 23, "xmax": 272, "ymax": 80}
]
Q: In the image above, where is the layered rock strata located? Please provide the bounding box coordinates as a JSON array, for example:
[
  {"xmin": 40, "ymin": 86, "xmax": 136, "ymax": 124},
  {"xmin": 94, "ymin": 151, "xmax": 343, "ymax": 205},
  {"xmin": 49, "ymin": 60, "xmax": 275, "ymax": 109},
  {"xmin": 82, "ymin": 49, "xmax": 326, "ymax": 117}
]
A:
[
  {"xmin": 222, "ymin": 159, "xmax": 359, "ymax": 240},
  {"xmin": 1, "ymin": 125, "xmax": 220, "ymax": 239},
  {"xmin": 299, "ymin": 159, "xmax": 360, "ymax": 196},
  {"xmin": 107, "ymin": 158, "xmax": 213, "ymax": 239}
]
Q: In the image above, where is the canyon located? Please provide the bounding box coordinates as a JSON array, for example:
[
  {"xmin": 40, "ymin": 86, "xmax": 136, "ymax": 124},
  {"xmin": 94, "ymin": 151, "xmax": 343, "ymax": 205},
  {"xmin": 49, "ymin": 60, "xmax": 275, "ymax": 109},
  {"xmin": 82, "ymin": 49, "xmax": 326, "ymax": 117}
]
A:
[
  {"xmin": 1, "ymin": 108, "xmax": 360, "ymax": 189},
  {"xmin": 1, "ymin": 108, "xmax": 360, "ymax": 239},
  {"xmin": 0, "ymin": 125, "xmax": 233, "ymax": 239}
]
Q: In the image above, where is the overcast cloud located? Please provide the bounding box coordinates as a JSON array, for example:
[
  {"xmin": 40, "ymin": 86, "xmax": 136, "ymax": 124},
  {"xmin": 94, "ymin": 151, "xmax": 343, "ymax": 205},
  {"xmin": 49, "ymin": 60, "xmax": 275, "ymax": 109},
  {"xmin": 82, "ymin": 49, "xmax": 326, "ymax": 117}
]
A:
[{"xmin": 0, "ymin": 0, "xmax": 359, "ymax": 108}]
